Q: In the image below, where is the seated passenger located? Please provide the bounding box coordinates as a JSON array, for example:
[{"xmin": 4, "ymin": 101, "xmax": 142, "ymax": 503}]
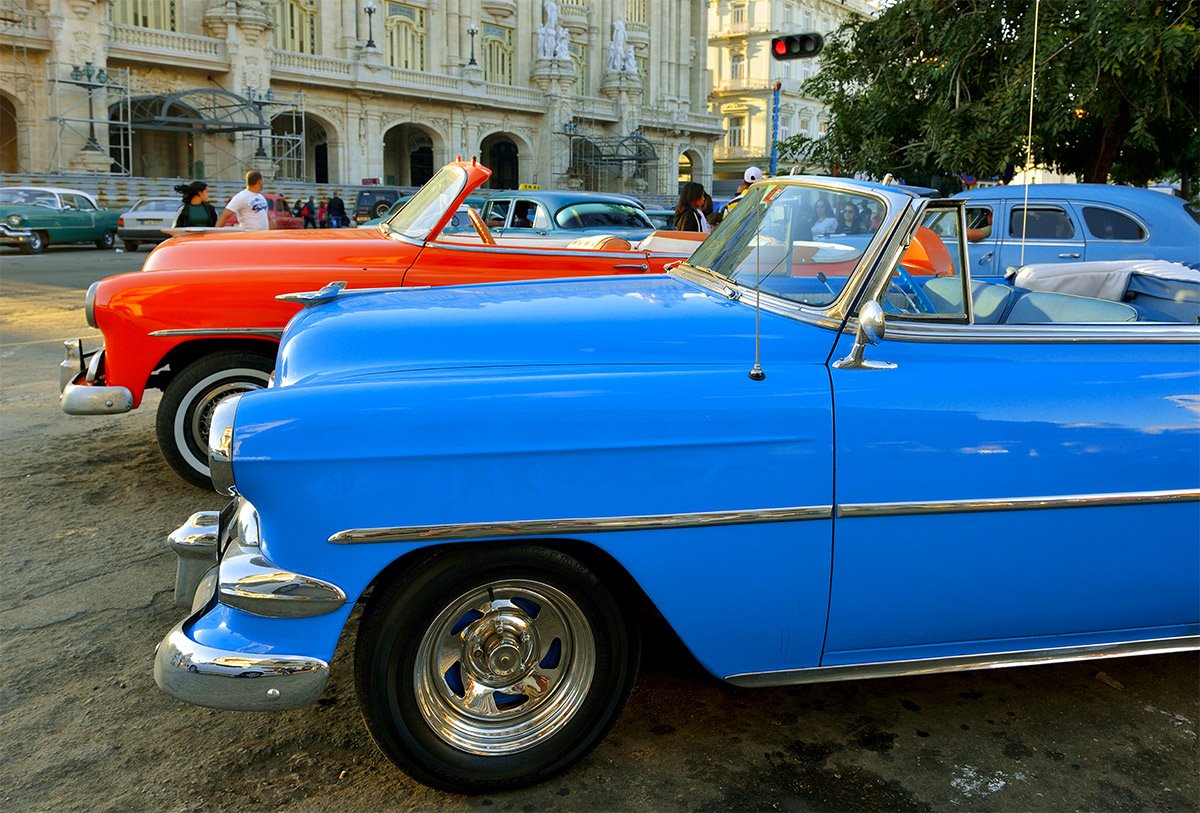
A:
[{"xmin": 811, "ymin": 199, "xmax": 838, "ymax": 239}]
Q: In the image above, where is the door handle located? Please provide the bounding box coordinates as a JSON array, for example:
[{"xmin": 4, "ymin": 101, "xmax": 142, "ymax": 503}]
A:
[
  {"xmin": 1057, "ymin": 252, "xmax": 1081, "ymax": 259},
  {"xmin": 613, "ymin": 263, "xmax": 649, "ymax": 271},
  {"xmin": 976, "ymin": 251, "xmax": 993, "ymax": 265}
]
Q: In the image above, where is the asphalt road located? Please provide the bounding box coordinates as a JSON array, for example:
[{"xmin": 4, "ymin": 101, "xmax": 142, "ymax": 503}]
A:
[{"xmin": 1, "ymin": 245, "xmax": 1197, "ymax": 812}]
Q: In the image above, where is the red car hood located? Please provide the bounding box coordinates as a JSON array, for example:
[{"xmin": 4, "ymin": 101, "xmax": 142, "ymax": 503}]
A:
[{"xmin": 142, "ymin": 227, "xmax": 410, "ymax": 272}]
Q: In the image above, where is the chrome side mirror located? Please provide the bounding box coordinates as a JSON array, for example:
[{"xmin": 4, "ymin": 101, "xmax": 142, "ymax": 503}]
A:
[{"xmin": 833, "ymin": 300, "xmax": 897, "ymax": 370}]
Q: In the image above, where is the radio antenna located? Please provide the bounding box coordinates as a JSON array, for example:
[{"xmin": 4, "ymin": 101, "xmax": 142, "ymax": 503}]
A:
[{"xmin": 749, "ymin": 191, "xmax": 765, "ymax": 381}]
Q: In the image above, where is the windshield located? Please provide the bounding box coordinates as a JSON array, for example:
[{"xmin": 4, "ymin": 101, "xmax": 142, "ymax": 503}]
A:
[
  {"xmin": 132, "ymin": 199, "xmax": 179, "ymax": 212},
  {"xmin": 554, "ymin": 202, "xmax": 652, "ymax": 230},
  {"xmin": 382, "ymin": 166, "xmax": 466, "ymax": 241},
  {"xmin": 0, "ymin": 189, "xmax": 56, "ymax": 207},
  {"xmin": 685, "ymin": 183, "xmax": 889, "ymax": 307}
]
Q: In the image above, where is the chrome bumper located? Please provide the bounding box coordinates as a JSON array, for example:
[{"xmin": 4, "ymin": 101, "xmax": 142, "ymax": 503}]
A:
[
  {"xmin": 154, "ymin": 503, "xmax": 340, "ymax": 710},
  {"xmin": 154, "ymin": 604, "xmax": 330, "ymax": 711},
  {"xmin": 59, "ymin": 339, "xmax": 133, "ymax": 415},
  {"xmin": 1, "ymin": 223, "xmax": 33, "ymax": 243}
]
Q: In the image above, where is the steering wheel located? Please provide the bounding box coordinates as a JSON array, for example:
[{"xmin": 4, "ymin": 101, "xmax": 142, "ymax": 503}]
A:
[
  {"xmin": 467, "ymin": 206, "xmax": 496, "ymax": 246},
  {"xmin": 890, "ymin": 266, "xmax": 937, "ymax": 314}
]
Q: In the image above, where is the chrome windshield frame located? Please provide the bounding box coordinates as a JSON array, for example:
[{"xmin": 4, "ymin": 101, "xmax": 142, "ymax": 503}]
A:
[{"xmin": 379, "ymin": 164, "xmax": 469, "ymax": 243}]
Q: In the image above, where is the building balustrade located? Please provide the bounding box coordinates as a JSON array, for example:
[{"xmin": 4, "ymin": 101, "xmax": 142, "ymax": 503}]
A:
[
  {"xmin": 272, "ymin": 51, "xmax": 354, "ymax": 78},
  {"xmin": 109, "ymin": 24, "xmax": 226, "ymax": 65}
]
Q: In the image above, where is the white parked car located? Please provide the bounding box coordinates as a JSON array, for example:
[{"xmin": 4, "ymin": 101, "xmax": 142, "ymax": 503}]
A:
[{"xmin": 118, "ymin": 197, "xmax": 180, "ymax": 251}]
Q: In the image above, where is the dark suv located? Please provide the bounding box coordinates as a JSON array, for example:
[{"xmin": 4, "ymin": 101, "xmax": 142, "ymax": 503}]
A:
[{"xmin": 354, "ymin": 188, "xmax": 409, "ymax": 224}]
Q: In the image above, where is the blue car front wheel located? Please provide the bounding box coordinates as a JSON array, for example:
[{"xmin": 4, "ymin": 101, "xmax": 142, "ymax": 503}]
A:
[{"xmin": 355, "ymin": 544, "xmax": 641, "ymax": 793}]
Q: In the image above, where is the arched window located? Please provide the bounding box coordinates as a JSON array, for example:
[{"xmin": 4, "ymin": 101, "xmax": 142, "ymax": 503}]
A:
[
  {"xmin": 272, "ymin": 0, "xmax": 319, "ymax": 54},
  {"xmin": 385, "ymin": 3, "xmax": 427, "ymax": 71},
  {"xmin": 111, "ymin": 0, "xmax": 178, "ymax": 31},
  {"xmin": 730, "ymin": 52, "xmax": 744, "ymax": 80},
  {"xmin": 482, "ymin": 24, "xmax": 514, "ymax": 85}
]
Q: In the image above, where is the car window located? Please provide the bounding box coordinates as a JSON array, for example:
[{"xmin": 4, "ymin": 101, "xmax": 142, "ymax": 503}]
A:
[
  {"xmin": 132, "ymin": 199, "xmax": 178, "ymax": 212},
  {"xmin": 555, "ymin": 202, "xmax": 652, "ymax": 230},
  {"xmin": 510, "ymin": 200, "xmax": 538, "ymax": 228},
  {"xmin": 484, "ymin": 199, "xmax": 510, "ymax": 228},
  {"xmin": 382, "ymin": 165, "xmax": 467, "ymax": 241},
  {"xmin": 532, "ymin": 204, "xmax": 551, "ymax": 230},
  {"xmin": 965, "ymin": 206, "xmax": 994, "ymax": 242},
  {"xmin": 1081, "ymin": 206, "xmax": 1146, "ymax": 240},
  {"xmin": 687, "ymin": 183, "xmax": 887, "ymax": 307},
  {"xmin": 70, "ymin": 194, "xmax": 96, "ymax": 211},
  {"xmin": 1009, "ymin": 206, "xmax": 1075, "ymax": 239},
  {"xmin": 881, "ymin": 208, "xmax": 968, "ymax": 321}
]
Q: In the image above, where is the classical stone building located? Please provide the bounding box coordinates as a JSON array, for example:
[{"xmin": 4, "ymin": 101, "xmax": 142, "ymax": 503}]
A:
[
  {"xmin": 707, "ymin": 0, "xmax": 873, "ymax": 193},
  {"xmin": 0, "ymin": 0, "xmax": 722, "ymax": 195}
]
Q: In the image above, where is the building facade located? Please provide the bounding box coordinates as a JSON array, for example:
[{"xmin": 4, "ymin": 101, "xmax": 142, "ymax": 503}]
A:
[
  {"xmin": 0, "ymin": 0, "xmax": 723, "ymax": 195},
  {"xmin": 707, "ymin": 0, "xmax": 872, "ymax": 194}
]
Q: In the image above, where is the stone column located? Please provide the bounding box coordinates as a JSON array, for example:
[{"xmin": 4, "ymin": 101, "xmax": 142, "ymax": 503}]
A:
[
  {"xmin": 55, "ymin": 1, "xmax": 115, "ymax": 172},
  {"xmin": 531, "ymin": 58, "xmax": 577, "ymax": 185}
]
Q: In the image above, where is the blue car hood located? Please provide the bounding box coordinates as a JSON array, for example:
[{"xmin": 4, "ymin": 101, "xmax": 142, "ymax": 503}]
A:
[{"xmin": 276, "ymin": 275, "xmax": 812, "ymax": 386}]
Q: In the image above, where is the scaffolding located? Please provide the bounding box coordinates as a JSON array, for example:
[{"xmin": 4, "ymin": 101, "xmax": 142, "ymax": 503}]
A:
[
  {"xmin": 557, "ymin": 126, "xmax": 667, "ymax": 195},
  {"xmin": 48, "ymin": 61, "xmax": 133, "ymax": 174},
  {"xmin": 258, "ymin": 91, "xmax": 308, "ymax": 182}
]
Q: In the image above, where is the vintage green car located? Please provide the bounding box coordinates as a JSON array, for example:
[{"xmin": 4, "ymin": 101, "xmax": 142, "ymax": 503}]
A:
[{"xmin": 1, "ymin": 186, "xmax": 121, "ymax": 254}]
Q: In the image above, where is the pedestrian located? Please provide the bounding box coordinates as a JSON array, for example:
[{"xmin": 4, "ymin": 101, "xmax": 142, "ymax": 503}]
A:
[
  {"xmin": 317, "ymin": 199, "xmax": 328, "ymax": 228},
  {"xmin": 327, "ymin": 190, "xmax": 346, "ymax": 228},
  {"xmin": 302, "ymin": 196, "xmax": 317, "ymax": 228},
  {"xmin": 722, "ymin": 166, "xmax": 763, "ymax": 218},
  {"xmin": 673, "ymin": 181, "xmax": 708, "ymax": 232},
  {"xmin": 215, "ymin": 170, "xmax": 270, "ymax": 230},
  {"xmin": 172, "ymin": 181, "xmax": 218, "ymax": 227},
  {"xmin": 292, "ymin": 198, "xmax": 303, "ymax": 217}
]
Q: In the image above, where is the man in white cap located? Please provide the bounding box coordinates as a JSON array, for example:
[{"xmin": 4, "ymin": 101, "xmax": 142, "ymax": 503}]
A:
[{"xmin": 721, "ymin": 165, "xmax": 763, "ymax": 218}]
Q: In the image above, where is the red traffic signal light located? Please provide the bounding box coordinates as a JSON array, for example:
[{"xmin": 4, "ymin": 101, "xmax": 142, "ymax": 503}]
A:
[{"xmin": 771, "ymin": 33, "xmax": 824, "ymax": 60}]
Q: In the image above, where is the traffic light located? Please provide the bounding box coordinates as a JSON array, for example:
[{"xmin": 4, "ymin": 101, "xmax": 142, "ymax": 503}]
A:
[{"xmin": 770, "ymin": 33, "xmax": 824, "ymax": 60}]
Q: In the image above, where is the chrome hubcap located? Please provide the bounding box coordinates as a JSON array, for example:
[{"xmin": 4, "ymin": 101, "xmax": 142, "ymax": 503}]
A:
[
  {"xmin": 189, "ymin": 380, "xmax": 265, "ymax": 451},
  {"xmin": 414, "ymin": 580, "xmax": 594, "ymax": 755}
]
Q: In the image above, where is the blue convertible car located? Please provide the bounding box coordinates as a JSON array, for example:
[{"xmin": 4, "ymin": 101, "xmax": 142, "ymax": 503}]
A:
[{"xmin": 154, "ymin": 175, "xmax": 1199, "ymax": 792}]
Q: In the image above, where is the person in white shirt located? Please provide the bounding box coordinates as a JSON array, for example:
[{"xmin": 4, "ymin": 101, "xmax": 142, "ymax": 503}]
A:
[
  {"xmin": 810, "ymin": 198, "xmax": 838, "ymax": 240},
  {"xmin": 215, "ymin": 170, "xmax": 271, "ymax": 231}
]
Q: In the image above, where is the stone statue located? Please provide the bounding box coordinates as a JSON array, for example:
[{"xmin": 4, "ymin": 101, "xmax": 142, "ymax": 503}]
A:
[
  {"xmin": 537, "ymin": 0, "xmax": 561, "ymax": 59},
  {"xmin": 555, "ymin": 27, "xmax": 571, "ymax": 61},
  {"xmin": 624, "ymin": 44, "xmax": 637, "ymax": 74},
  {"xmin": 608, "ymin": 19, "xmax": 627, "ymax": 71}
]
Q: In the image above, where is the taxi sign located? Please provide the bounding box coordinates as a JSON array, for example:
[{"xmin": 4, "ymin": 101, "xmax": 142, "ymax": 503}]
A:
[{"xmin": 518, "ymin": 183, "xmax": 541, "ymax": 190}]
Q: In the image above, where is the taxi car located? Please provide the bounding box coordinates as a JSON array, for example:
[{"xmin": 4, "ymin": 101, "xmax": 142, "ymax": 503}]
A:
[
  {"xmin": 1, "ymin": 186, "xmax": 120, "ymax": 254},
  {"xmin": 59, "ymin": 160, "xmax": 699, "ymax": 487},
  {"xmin": 153, "ymin": 174, "xmax": 1198, "ymax": 792}
]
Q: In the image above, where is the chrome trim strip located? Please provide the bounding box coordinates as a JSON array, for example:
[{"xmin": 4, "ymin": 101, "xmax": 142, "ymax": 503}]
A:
[
  {"xmin": 329, "ymin": 504, "xmax": 834, "ymax": 545},
  {"xmin": 148, "ymin": 327, "xmax": 285, "ymax": 338},
  {"xmin": 725, "ymin": 635, "xmax": 1200, "ymax": 688},
  {"xmin": 837, "ymin": 488, "xmax": 1200, "ymax": 518},
  {"xmin": 877, "ymin": 321, "xmax": 1199, "ymax": 344},
  {"xmin": 154, "ymin": 616, "xmax": 329, "ymax": 711}
]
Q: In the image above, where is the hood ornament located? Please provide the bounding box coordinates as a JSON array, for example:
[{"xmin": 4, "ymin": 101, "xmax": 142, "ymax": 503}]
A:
[{"xmin": 277, "ymin": 281, "xmax": 348, "ymax": 307}]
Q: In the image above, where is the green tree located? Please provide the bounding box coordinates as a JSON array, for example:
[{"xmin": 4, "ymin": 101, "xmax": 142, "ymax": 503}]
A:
[{"xmin": 779, "ymin": 0, "xmax": 1200, "ymax": 196}]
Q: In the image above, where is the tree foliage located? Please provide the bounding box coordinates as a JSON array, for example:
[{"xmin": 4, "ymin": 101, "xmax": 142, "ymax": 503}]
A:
[{"xmin": 779, "ymin": 0, "xmax": 1200, "ymax": 194}]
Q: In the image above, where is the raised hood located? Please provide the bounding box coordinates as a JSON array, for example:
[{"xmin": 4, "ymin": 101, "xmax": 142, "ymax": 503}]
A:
[{"xmin": 276, "ymin": 275, "xmax": 821, "ymax": 387}]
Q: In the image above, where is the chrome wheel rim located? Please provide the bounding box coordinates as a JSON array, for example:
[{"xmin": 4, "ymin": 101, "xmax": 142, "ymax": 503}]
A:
[
  {"xmin": 188, "ymin": 379, "xmax": 266, "ymax": 452},
  {"xmin": 414, "ymin": 579, "xmax": 595, "ymax": 756}
]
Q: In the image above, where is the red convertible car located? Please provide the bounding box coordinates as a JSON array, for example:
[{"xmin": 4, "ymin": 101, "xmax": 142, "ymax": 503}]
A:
[{"xmin": 59, "ymin": 160, "xmax": 704, "ymax": 487}]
